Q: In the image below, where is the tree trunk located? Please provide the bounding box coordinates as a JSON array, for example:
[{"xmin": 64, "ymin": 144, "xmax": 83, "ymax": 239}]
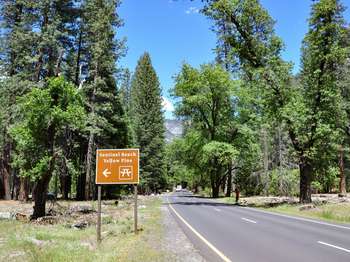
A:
[
  {"xmin": 212, "ymin": 183, "xmax": 220, "ymax": 198},
  {"xmin": 226, "ymin": 166, "xmax": 232, "ymax": 197},
  {"xmin": 18, "ymin": 177, "xmax": 29, "ymax": 202},
  {"xmin": 0, "ymin": 175, "xmax": 4, "ymax": 199},
  {"xmin": 338, "ymin": 145, "xmax": 347, "ymax": 197},
  {"xmin": 85, "ymin": 79, "xmax": 96, "ymax": 200},
  {"xmin": 32, "ymin": 115, "xmax": 55, "ymax": 218},
  {"xmin": 262, "ymin": 128, "xmax": 269, "ymax": 195},
  {"xmin": 0, "ymin": 164, "xmax": 11, "ymax": 200},
  {"xmin": 299, "ymin": 161, "xmax": 312, "ymax": 203},
  {"xmin": 75, "ymin": 30, "xmax": 83, "ymax": 87},
  {"xmin": 85, "ymin": 132, "xmax": 94, "ymax": 200},
  {"xmin": 221, "ymin": 175, "xmax": 226, "ymax": 194},
  {"xmin": 76, "ymin": 173, "xmax": 85, "ymax": 200},
  {"xmin": 211, "ymin": 168, "xmax": 220, "ymax": 198},
  {"xmin": 235, "ymin": 188, "xmax": 240, "ymax": 204},
  {"xmin": 0, "ymin": 134, "xmax": 12, "ymax": 200},
  {"xmin": 60, "ymin": 174, "xmax": 71, "ymax": 200},
  {"xmin": 32, "ymin": 172, "xmax": 52, "ymax": 219}
]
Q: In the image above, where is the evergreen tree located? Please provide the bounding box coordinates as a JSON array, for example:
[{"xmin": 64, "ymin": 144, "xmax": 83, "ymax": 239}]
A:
[
  {"xmin": 0, "ymin": 0, "xmax": 78, "ymax": 200},
  {"xmin": 0, "ymin": 0, "xmax": 35, "ymax": 200},
  {"xmin": 297, "ymin": 0, "xmax": 348, "ymax": 202},
  {"xmin": 82, "ymin": 0, "xmax": 128, "ymax": 200},
  {"xmin": 131, "ymin": 53, "xmax": 165, "ymax": 193},
  {"xmin": 119, "ymin": 68, "xmax": 132, "ymax": 111}
]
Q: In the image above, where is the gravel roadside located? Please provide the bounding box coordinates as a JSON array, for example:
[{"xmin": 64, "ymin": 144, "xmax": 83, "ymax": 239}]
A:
[{"xmin": 160, "ymin": 197, "xmax": 205, "ymax": 262}]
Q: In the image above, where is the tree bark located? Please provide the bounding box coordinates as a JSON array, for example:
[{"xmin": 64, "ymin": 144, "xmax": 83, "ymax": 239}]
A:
[
  {"xmin": 32, "ymin": 171, "xmax": 53, "ymax": 219},
  {"xmin": 74, "ymin": 30, "xmax": 83, "ymax": 86},
  {"xmin": 262, "ymin": 128, "xmax": 269, "ymax": 195},
  {"xmin": 85, "ymin": 75, "xmax": 97, "ymax": 200},
  {"xmin": 211, "ymin": 168, "xmax": 221, "ymax": 198},
  {"xmin": 0, "ymin": 175, "xmax": 4, "ymax": 199},
  {"xmin": 221, "ymin": 175, "xmax": 226, "ymax": 194},
  {"xmin": 299, "ymin": 161, "xmax": 312, "ymax": 203},
  {"xmin": 18, "ymin": 177, "xmax": 29, "ymax": 202},
  {"xmin": 0, "ymin": 163, "xmax": 11, "ymax": 200},
  {"xmin": 60, "ymin": 174, "xmax": 71, "ymax": 200},
  {"xmin": 32, "ymin": 111, "xmax": 56, "ymax": 218},
  {"xmin": 212, "ymin": 183, "xmax": 220, "ymax": 198},
  {"xmin": 85, "ymin": 132, "xmax": 94, "ymax": 200},
  {"xmin": 76, "ymin": 173, "xmax": 85, "ymax": 200},
  {"xmin": 338, "ymin": 145, "xmax": 347, "ymax": 197},
  {"xmin": 0, "ymin": 133, "xmax": 12, "ymax": 200},
  {"xmin": 235, "ymin": 188, "xmax": 240, "ymax": 204},
  {"xmin": 225, "ymin": 165, "xmax": 232, "ymax": 197}
]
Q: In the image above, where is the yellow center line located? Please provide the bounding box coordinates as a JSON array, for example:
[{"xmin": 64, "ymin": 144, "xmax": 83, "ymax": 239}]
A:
[{"xmin": 167, "ymin": 195, "xmax": 232, "ymax": 262}]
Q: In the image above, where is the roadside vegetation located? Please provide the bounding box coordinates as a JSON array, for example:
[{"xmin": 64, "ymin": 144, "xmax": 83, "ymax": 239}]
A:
[
  {"xmin": 213, "ymin": 194, "xmax": 350, "ymax": 224},
  {"xmin": 0, "ymin": 0, "xmax": 350, "ymax": 260},
  {"xmin": 166, "ymin": 0, "xmax": 350, "ymax": 205},
  {"xmin": 0, "ymin": 196, "xmax": 166, "ymax": 262},
  {"xmin": 263, "ymin": 202, "xmax": 350, "ymax": 224}
]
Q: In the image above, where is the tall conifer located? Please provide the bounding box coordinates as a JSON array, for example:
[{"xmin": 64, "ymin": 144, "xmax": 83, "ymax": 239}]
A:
[
  {"xmin": 131, "ymin": 53, "xmax": 165, "ymax": 193},
  {"xmin": 82, "ymin": 0, "xmax": 128, "ymax": 199}
]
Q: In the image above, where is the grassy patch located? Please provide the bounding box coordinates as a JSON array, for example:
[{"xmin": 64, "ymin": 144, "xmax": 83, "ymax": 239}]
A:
[
  {"xmin": 261, "ymin": 203, "xmax": 350, "ymax": 224},
  {"xmin": 0, "ymin": 196, "xmax": 167, "ymax": 262},
  {"xmin": 215, "ymin": 196, "xmax": 350, "ymax": 224}
]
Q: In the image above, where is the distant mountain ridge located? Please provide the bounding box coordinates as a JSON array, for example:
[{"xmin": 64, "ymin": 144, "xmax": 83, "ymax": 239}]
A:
[{"xmin": 164, "ymin": 119, "xmax": 183, "ymax": 143}]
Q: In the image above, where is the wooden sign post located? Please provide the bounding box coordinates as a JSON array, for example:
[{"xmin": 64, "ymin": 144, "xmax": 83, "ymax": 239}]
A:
[{"xmin": 95, "ymin": 149, "xmax": 140, "ymax": 243}]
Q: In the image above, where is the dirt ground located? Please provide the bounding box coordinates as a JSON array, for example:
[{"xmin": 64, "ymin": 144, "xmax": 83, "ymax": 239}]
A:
[
  {"xmin": 0, "ymin": 197, "xmax": 137, "ymax": 227},
  {"xmin": 0, "ymin": 196, "xmax": 169, "ymax": 262}
]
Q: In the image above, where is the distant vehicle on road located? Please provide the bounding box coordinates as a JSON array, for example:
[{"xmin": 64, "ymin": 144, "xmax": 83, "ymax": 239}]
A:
[{"xmin": 175, "ymin": 185, "xmax": 182, "ymax": 192}]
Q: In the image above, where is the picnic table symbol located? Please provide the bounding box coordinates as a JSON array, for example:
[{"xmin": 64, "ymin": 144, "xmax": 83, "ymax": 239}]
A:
[{"xmin": 119, "ymin": 166, "xmax": 133, "ymax": 180}]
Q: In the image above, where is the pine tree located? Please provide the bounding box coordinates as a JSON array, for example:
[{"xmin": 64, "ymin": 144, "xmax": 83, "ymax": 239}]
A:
[
  {"xmin": 131, "ymin": 53, "xmax": 165, "ymax": 193},
  {"xmin": 0, "ymin": 0, "xmax": 82, "ymax": 206},
  {"xmin": 119, "ymin": 68, "xmax": 132, "ymax": 111},
  {"xmin": 297, "ymin": 0, "xmax": 347, "ymax": 202},
  {"xmin": 0, "ymin": 0, "xmax": 34, "ymax": 200},
  {"xmin": 82, "ymin": 0, "xmax": 129, "ymax": 200}
]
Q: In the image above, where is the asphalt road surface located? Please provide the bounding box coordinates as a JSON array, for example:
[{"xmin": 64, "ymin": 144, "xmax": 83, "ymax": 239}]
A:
[{"xmin": 165, "ymin": 191, "xmax": 350, "ymax": 262}]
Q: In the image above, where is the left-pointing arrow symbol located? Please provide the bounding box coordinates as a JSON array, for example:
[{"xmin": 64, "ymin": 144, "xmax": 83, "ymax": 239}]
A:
[{"xmin": 103, "ymin": 168, "xmax": 111, "ymax": 178}]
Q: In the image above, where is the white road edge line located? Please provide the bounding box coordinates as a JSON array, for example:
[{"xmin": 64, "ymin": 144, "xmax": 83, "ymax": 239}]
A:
[
  {"xmin": 214, "ymin": 208, "xmax": 221, "ymax": 212},
  {"xmin": 240, "ymin": 206, "xmax": 350, "ymax": 230},
  {"xmin": 317, "ymin": 241, "xmax": 350, "ymax": 253},
  {"xmin": 241, "ymin": 218, "xmax": 257, "ymax": 224},
  {"xmin": 167, "ymin": 196, "xmax": 232, "ymax": 262}
]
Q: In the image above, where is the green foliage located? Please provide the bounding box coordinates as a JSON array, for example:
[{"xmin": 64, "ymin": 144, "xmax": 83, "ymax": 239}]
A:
[
  {"xmin": 202, "ymin": 141, "xmax": 237, "ymax": 166},
  {"xmin": 314, "ymin": 166, "xmax": 340, "ymax": 193},
  {"xmin": 296, "ymin": 0, "xmax": 348, "ymax": 162},
  {"xmin": 268, "ymin": 169, "xmax": 299, "ymax": 197},
  {"xmin": 173, "ymin": 63, "xmax": 234, "ymax": 141},
  {"xmin": 203, "ymin": 0, "xmax": 349, "ymax": 202},
  {"xmin": 10, "ymin": 77, "xmax": 86, "ymax": 181},
  {"xmin": 131, "ymin": 53, "xmax": 165, "ymax": 192},
  {"xmin": 82, "ymin": 0, "xmax": 129, "ymax": 148},
  {"xmin": 171, "ymin": 63, "xmax": 261, "ymax": 196}
]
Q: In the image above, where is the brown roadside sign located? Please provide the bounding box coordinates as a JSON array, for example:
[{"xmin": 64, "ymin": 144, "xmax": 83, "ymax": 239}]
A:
[{"xmin": 95, "ymin": 149, "xmax": 139, "ymax": 184}]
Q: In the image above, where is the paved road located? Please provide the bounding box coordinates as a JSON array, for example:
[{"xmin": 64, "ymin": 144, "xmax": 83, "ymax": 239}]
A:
[{"xmin": 166, "ymin": 191, "xmax": 350, "ymax": 262}]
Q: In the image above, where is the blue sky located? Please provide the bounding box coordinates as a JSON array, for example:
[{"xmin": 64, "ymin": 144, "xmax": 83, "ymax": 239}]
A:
[{"xmin": 118, "ymin": 0, "xmax": 350, "ymax": 119}]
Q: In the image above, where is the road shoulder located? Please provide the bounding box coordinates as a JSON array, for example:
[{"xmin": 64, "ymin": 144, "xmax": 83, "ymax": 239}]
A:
[{"xmin": 161, "ymin": 196, "xmax": 206, "ymax": 262}]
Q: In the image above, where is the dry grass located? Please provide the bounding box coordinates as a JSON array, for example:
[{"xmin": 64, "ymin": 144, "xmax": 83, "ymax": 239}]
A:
[
  {"xmin": 0, "ymin": 196, "xmax": 167, "ymax": 262},
  {"xmin": 262, "ymin": 202, "xmax": 350, "ymax": 224}
]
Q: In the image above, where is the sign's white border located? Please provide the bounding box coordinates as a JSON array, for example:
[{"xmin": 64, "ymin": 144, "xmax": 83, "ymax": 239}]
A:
[{"xmin": 95, "ymin": 148, "xmax": 140, "ymax": 185}]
